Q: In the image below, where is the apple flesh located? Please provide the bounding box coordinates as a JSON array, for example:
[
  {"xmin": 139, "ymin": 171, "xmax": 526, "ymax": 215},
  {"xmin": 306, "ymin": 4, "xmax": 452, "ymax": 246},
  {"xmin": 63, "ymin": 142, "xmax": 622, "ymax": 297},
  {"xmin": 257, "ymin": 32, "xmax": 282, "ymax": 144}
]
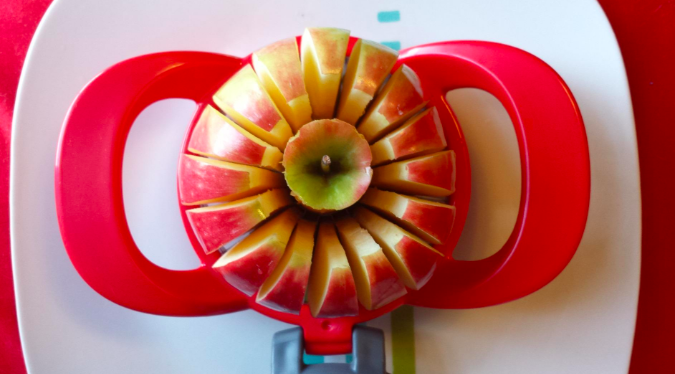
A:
[
  {"xmin": 256, "ymin": 219, "xmax": 317, "ymax": 314},
  {"xmin": 186, "ymin": 189, "xmax": 293, "ymax": 254},
  {"xmin": 178, "ymin": 154, "xmax": 285, "ymax": 205},
  {"xmin": 283, "ymin": 119, "xmax": 372, "ymax": 212},
  {"xmin": 371, "ymin": 150, "xmax": 456, "ymax": 197},
  {"xmin": 187, "ymin": 105, "xmax": 283, "ymax": 171},
  {"xmin": 301, "ymin": 27, "xmax": 350, "ymax": 119},
  {"xmin": 359, "ymin": 188, "xmax": 456, "ymax": 245},
  {"xmin": 252, "ymin": 38, "xmax": 312, "ymax": 132},
  {"xmin": 357, "ymin": 65, "xmax": 427, "ymax": 142},
  {"xmin": 307, "ymin": 222, "xmax": 359, "ymax": 318},
  {"xmin": 353, "ymin": 206, "xmax": 442, "ymax": 290},
  {"xmin": 335, "ymin": 217, "xmax": 406, "ymax": 310},
  {"xmin": 336, "ymin": 39, "xmax": 398, "ymax": 125},
  {"xmin": 212, "ymin": 208, "xmax": 301, "ymax": 296},
  {"xmin": 370, "ymin": 107, "xmax": 447, "ymax": 166},
  {"xmin": 213, "ymin": 65, "xmax": 293, "ymax": 150}
]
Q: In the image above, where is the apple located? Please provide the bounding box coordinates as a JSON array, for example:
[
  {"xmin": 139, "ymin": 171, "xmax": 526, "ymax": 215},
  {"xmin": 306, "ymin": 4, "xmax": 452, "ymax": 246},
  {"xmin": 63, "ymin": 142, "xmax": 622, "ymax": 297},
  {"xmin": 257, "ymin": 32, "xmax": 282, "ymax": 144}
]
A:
[
  {"xmin": 178, "ymin": 154, "xmax": 285, "ymax": 205},
  {"xmin": 371, "ymin": 150, "xmax": 456, "ymax": 197},
  {"xmin": 357, "ymin": 64, "xmax": 427, "ymax": 142},
  {"xmin": 358, "ymin": 188, "xmax": 456, "ymax": 245},
  {"xmin": 186, "ymin": 189, "xmax": 293, "ymax": 254},
  {"xmin": 212, "ymin": 208, "xmax": 301, "ymax": 296},
  {"xmin": 213, "ymin": 65, "xmax": 293, "ymax": 150},
  {"xmin": 370, "ymin": 107, "xmax": 446, "ymax": 166},
  {"xmin": 256, "ymin": 219, "xmax": 317, "ymax": 314},
  {"xmin": 187, "ymin": 105, "xmax": 283, "ymax": 171},
  {"xmin": 336, "ymin": 39, "xmax": 398, "ymax": 125},
  {"xmin": 335, "ymin": 217, "xmax": 406, "ymax": 310},
  {"xmin": 301, "ymin": 27, "xmax": 350, "ymax": 119},
  {"xmin": 283, "ymin": 119, "xmax": 372, "ymax": 212},
  {"xmin": 252, "ymin": 38, "xmax": 312, "ymax": 132},
  {"xmin": 307, "ymin": 222, "xmax": 359, "ymax": 318},
  {"xmin": 353, "ymin": 206, "xmax": 442, "ymax": 290}
]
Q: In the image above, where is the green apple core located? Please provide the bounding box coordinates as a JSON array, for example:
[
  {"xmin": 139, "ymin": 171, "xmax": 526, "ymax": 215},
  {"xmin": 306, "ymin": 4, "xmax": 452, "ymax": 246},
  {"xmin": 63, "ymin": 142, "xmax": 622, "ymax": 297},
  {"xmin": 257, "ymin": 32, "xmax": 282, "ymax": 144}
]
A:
[{"xmin": 283, "ymin": 119, "xmax": 372, "ymax": 212}]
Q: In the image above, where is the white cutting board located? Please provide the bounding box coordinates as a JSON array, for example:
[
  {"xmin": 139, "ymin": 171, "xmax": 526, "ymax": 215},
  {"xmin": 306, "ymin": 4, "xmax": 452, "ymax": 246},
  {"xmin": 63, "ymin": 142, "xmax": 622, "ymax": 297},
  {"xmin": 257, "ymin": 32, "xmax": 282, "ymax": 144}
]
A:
[{"xmin": 11, "ymin": 0, "xmax": 640, "ymax": 373}]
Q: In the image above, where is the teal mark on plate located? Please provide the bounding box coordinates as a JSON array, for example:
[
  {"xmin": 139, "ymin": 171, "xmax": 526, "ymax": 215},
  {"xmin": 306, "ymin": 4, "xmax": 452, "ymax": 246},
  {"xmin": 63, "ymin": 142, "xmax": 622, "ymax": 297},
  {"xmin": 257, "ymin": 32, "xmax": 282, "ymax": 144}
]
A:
[
  {"xmin": 378, "ymin": 11, "xmax": 401, "ymax": 23},
  {"xmin": 304, "ymin": 352, "xmax": 324, "ymax": 365},
  {"xmin": 382, "ymin": 41, "xmax": 402, "ymax": 51}
]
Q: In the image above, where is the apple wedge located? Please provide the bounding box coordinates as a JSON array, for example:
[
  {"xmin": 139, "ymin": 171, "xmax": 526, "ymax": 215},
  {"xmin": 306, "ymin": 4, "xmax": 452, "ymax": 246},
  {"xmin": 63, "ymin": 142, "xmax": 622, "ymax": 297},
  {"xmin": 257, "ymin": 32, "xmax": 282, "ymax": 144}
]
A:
[
  {"xmin": 336, "ymin": 39, "xmax": 398, "ymax": 125},
  {"xmin": 213, "ymin": 65, "xmax": 293, "ymax": 150},
  {"xmin": 353, "ymin": 206, "xmax": 442, "ymax": 290},
  {"xmin": 256, "ymin": 219, "xmax": 317, "ymax": 314},
  {"xmin": 253, "ymin": 38, "xmax": 312, "ymax": 132},
  {"xmin": 307, "ymin": 222, "xmax": 359, "ymax": 318},
  {"xmin": 186, "ymin": 189, "xmax": 293, "ymax": 254},
  {"xmin": 213, "ymin": 208, "xmax": 301, "ymax": 296},
  {"xmin": 188, "ymin": 105, "xmax": 283, "ymax": 171},
  {"xmin": 357, "ymin": 65, "xmax": 427, "ymax": 142},
  {"xmin": 335, "ymin": 217, "xmax": 406, "ymax": 310},
  {"xmin": 301, "ymin": 27, "xmax": 350, "ymax": 119},
  {"xmin": 178, "ymin": 154, "xmax": 285, "ymax": 205},
  {"xmin": 371, "ymin": 150, "xmax": 456, "ymax": 197},
  {"xmin": 359, "ymin": 188, "xmax": 456, "ymax": 245},
  {"xmin": 370, "ymin": 108, "xmax": 447, "ymax": 166}
]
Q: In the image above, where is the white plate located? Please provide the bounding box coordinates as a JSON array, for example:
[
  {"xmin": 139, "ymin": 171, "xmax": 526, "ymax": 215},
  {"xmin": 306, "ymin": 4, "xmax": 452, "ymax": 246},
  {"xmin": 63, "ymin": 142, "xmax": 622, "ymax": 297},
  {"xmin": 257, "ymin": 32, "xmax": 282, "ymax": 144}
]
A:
[{"xmin": 11, "ymin": 0, "xmax": 640, "ymax": 373}]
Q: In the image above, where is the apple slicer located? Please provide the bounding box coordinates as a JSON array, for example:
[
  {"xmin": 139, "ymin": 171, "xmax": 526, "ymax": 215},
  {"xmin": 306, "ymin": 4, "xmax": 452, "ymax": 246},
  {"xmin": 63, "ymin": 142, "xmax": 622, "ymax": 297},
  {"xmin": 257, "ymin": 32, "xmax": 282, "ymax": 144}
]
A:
[{"xmin": 55, "ymin": 35, "xmax": 590, "ymax": 373}]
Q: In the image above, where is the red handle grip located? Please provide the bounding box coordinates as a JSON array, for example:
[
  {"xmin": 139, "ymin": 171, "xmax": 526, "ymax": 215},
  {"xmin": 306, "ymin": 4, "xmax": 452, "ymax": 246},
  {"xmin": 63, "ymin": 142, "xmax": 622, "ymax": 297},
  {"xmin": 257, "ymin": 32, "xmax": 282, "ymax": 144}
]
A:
[
  {"xmin": 55, "ymin": 52, "xmax": 248, "ymax": 315},
  {"xmin": 401, "ymin": 41, "xmax": 590, "ymax": 308}
]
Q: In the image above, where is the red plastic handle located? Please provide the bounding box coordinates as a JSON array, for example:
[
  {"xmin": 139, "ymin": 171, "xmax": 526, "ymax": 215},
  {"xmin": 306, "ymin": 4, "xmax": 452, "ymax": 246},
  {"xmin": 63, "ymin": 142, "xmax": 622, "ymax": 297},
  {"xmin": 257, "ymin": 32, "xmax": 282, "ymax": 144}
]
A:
[
  {"xmin": 55, "ymin": 52, "xmax": 248, "ymax": 316},
  {"xmin": 401, "ymin": 41, "xmax": 590, "ymax": 308}
]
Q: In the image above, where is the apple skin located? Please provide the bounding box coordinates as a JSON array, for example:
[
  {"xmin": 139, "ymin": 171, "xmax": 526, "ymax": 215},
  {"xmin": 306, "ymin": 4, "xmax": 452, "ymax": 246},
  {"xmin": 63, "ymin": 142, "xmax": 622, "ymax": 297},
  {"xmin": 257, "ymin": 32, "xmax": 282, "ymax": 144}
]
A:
[
  {"xmin": 358, "ymin": 65, "xmax": 427, "ymax": 143},
  {"xmin": 371, "ymin": 150, "xmax": 456, "ymax": 197},
  {"xmin": 359, "ymin": 188, "xmax": 456, "ymax": 245},
  {"xmin": 212, "ymin": 208, "xmax": 301, "ymax": 296},
  {"xmin": 335, "ymin": 217, "xmax": 406, "ymax": 310},
  {"xmin": 256, "ymin": 219, "xmax": 317, "ymax": 314},
  {"xmin": 370, "ymin": 107, "xmax": 447, "ymax": 166},
  {"xmin": 186, "ymin": 189, "xmax": 293, "ymax": 254},
  {"xmin": 307, "ymin": 222, "xmax": 359, "ymax": 318},
  {"xmin": 252, "ymin": 37, "xmax": 312, "ymax": 132},
  {"xmin": 187, "ymin": 105, "xmax": 283, "ymax": 171},
  {"xmin": 336, "ymin": 39, "xmax": 399, "ymax": 125},
  {"xmin": 213, "ymin": 64, "xmax": 293, "ymax": 150},
  {"xmin": 353, "ymin": 206, "xmax": 442, "ymax": 290},
  {"xmin": 283, "ymin": 119, "xmax": 372, "ymax": 212},
  {"xmin": 301, "ymin": 27, "xmax": 350, "ymax": 119},
  {"xmin": 178, "ymin": 154, "xmax": 285, "ymax": 205}
]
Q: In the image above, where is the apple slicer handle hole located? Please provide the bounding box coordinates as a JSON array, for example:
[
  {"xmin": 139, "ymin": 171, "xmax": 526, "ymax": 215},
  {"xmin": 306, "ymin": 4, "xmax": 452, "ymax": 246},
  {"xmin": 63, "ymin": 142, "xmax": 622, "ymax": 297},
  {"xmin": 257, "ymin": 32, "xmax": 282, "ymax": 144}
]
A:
[
  {"xmin": 447, "ymin": 89, "xmax": 522, "ymax": 261},
  {"xmin": 123, "ymin": 99, "xmax": 201, "ymax": 270}
]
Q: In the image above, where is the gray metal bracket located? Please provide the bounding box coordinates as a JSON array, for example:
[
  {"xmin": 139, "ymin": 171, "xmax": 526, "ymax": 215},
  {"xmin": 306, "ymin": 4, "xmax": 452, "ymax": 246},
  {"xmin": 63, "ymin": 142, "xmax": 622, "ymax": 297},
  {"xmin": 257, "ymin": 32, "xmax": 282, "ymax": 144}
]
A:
[{"xmin": 272, "ymin": 326, "xmax": 387, "ymax": 374}]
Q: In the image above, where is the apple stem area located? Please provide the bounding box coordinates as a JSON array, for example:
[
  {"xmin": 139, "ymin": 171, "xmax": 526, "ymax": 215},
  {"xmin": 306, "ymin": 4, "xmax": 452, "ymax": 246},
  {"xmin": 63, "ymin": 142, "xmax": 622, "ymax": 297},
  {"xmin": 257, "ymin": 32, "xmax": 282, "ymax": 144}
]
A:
[{"xmin": 321, "ymin": 155, "xmax": 331, "ymax": 174}]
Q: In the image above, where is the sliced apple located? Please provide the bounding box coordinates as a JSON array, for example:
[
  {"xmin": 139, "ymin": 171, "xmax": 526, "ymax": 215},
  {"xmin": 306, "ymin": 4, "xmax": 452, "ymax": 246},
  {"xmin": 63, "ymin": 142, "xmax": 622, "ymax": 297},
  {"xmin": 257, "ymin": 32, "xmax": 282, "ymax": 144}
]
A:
[
  {"xmin": 301, "ymin": 27, "xmax": 350, "ymax": 119},
  {"xmin": 335, "ymin": 217, "xmax": 406, "ymax": 310},
  {"xmin": 371, "ymin": 150, "xmax": 456, "ymax": 197},
  {"xmin": 252, "ymin": 38, "xmax": 312, "ymax": 132},
  {"xmin": 357, "ymin": 65, "xmax": 427, "ymax": 142},
  {"xmin": 213, "ymin": 65, "xmax": 293, "ymax": 150},
  {"xmin": 186, "ymin": 189, "xmax": 293, "ymax": 254},
  {"xmin": 188, "ymin": 105, "xmax": 283, "ymax": 171},
  {"xmin": 178, "ymin": 154, "xmax": 285, "ymax": 205},
  {"xmin": 336, "ymin": 39, "xmax": 398, "ymax": 125},
  {"xmin": 370, "ymin": 107, "xmax": 446, "ymax": 166},
  {"xmin": 359, "ymin": 188, "xmax": 456, "ymax": 245},
  {"xmin": 353, "ymin": 206, "xmax": 442, "ymax": 290},
  {"xmin": 307, "ymin": 222, "xmax": 359, "ymax": 318},
  {"xmin": 256, "ymin": 219, "xmax": 317, "ymax": 314},
  {"xmin": 213, "ymin": 208, "xmax": 301, "ymax": 296}
]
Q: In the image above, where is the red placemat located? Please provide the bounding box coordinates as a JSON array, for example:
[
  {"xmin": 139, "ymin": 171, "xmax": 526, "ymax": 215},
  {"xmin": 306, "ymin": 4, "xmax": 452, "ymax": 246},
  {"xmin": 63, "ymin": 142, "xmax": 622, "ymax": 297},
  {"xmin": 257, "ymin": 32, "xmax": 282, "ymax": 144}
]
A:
[{"xmin": 1, "ymin": 1, "xmax": 673, "ymax": 373}]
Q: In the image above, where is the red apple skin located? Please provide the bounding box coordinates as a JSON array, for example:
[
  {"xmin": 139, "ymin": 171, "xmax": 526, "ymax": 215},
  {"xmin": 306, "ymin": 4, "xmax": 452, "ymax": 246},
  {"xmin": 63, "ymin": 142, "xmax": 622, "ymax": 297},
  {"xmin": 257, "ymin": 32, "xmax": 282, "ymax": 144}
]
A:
[
  {"xmin": 371, "ymin": 150, "xmax": 456, "ymax": 197},
  {"xmin": 394, "ymin": 236, "xmax": 439, "ymax": 289},
  {"xmin": 376, "ymin": 67, "xmax": 425, "ymax": 123},
  {"xmin": 389, "ymin": 108, "xmax": 446, "ymax": 159},
  {"xmin": 361, "ymin": 252, "xmax": 406, "ymax": 310},
  {"xmin": 402, "ymin": 199, "xmax": 456, "ymax": 245},
  {"xmin": 256, "ymin": 265, "xmax": 311, "ymax": 314},
  {"xmin": 406, "ymin": 151, "xmax": 456, "ymax": 194},
  {"xmin": 314, "ymin": 267, "xmax": 359, "ymax": 318},
  {"xmin": 214, "ymin": 244, "xmax": 283, "ymax": 296}
]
